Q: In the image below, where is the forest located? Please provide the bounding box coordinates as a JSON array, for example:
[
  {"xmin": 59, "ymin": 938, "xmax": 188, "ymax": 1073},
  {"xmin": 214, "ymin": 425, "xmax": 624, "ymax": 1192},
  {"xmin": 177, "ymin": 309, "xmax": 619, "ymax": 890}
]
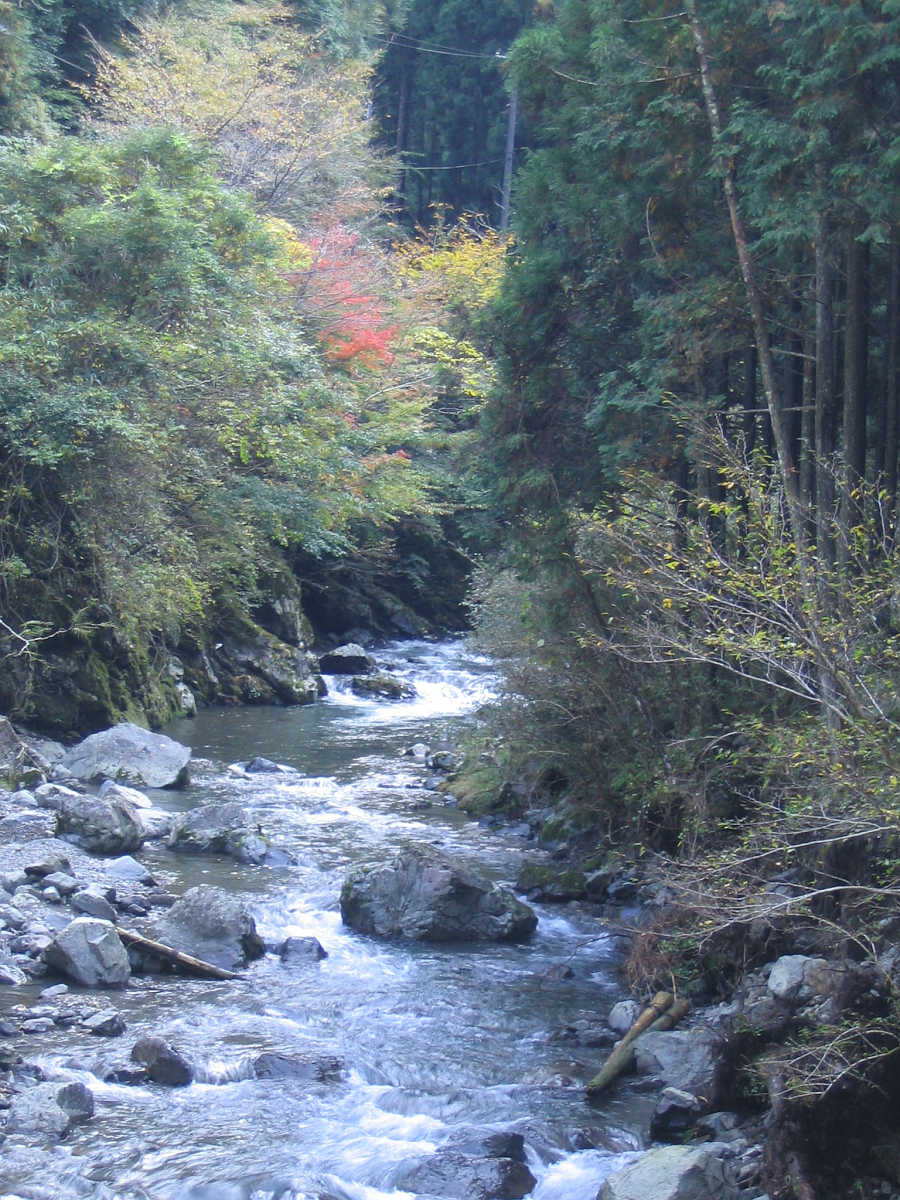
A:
[{"xmin": 1, "ymin": 0, "xmax": 899, "ymax": 1196}]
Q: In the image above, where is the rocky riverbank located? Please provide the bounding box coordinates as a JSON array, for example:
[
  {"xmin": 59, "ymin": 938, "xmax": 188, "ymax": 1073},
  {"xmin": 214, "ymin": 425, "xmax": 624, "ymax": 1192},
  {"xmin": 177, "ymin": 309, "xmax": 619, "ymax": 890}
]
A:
[{"xmin": 446, "ymin": 769, "xmax": 900, "ymax": 1200}]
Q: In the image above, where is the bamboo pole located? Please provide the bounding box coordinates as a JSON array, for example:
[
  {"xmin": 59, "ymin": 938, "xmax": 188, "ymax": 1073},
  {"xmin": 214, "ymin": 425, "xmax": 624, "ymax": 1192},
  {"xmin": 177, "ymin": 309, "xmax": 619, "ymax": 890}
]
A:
[{"xmin": 586, "ymin": 993, "xmax": 689, "ymax": 1097}]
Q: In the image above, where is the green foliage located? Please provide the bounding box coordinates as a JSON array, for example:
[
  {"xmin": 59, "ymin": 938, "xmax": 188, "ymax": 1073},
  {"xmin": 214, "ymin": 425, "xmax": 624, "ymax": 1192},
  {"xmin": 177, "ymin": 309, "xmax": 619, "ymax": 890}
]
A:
[{"xmin": 0, "ymin": 124, "xmax": 436, "ymax": 702}]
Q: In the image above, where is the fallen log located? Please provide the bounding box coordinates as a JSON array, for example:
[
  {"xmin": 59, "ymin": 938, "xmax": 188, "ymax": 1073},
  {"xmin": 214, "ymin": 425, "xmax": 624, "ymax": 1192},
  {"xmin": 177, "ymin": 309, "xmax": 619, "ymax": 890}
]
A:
[
  {"xmin": 117, "ymin": 926, "xmax": 239, "ymax": 981},
  {"xmin": 586, "ymin": 992, "xmax": 689, "ymax": 1097}
]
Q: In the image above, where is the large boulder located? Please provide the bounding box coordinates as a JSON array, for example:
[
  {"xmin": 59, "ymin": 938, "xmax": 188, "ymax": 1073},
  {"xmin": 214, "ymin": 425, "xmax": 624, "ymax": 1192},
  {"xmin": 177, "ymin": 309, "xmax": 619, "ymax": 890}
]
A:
[
  {"xmin": 633, "ymin": 1028, "xmax": 723, "ymax": 1101},
  {"xmin": 53, "ymin": 790, "xmax": 146, "ymax": 855},
  {"xmin": 340, "ymin": 847, "xmax": 537, "ymax": 943},
  {"xmin": 148, "ymin": 885, "xmax": 264, "ymax": 970},
  {"xmin": 6, "ymin": 1081, "xmax": 94, "ymax": 1140},
  {"xmin": 318, "ymin": 643, "xmax": 375, "ymax": 674},
  {"xmin": 60, "ymin": 723, "xmax": 191, "ymax": 789},
  {"xmin": 167, "ymin": 802, "xmax": 272, "ymax": 864},
  {"xmin": 601, "ymin": 1143, "xmax": 740, "ymax": 1200},
  {"xmin": 42, "ymin": 917, "xmax": 130, "ymax": 987}
]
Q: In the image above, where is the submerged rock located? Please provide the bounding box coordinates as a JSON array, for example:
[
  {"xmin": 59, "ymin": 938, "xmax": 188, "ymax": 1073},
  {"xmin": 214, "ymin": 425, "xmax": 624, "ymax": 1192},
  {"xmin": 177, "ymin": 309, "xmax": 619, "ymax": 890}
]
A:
[
  {"xmin": 251, "ymin": 1051, "xmax": 341, "ymax": 1082},
  {"xmin": 340, "ymin": 846, "xmax": 537, "ymax": 943},
  {"xmin": 42, "ymin": 917, "xmax": 130, "ymax": 987},
  {"xmin": 60, "ymin": 723, "xmax": 191, "ymax": 789},
  {"xmin": 148, "ymin": 885, "xmax": 264, "ymax": 970}
]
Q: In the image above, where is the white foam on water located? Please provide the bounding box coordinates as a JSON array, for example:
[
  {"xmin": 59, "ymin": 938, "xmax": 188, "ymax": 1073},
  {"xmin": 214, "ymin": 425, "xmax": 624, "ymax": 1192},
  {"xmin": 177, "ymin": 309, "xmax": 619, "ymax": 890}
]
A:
[{"xmin": 529, "ymin": 1148, "xmax": 643, "ymax": 1199}]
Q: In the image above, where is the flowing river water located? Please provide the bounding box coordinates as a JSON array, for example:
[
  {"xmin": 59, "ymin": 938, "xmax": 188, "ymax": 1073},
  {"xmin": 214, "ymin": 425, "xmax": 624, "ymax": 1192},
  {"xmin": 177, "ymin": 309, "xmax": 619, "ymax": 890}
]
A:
[{"xmin": 2, "ymin": 639, "xmax": 653, "ymax": 1200}]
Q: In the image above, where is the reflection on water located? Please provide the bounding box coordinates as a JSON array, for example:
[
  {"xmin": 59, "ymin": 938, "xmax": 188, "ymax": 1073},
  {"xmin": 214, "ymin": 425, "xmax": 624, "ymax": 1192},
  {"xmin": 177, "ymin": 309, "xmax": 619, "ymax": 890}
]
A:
[{"xmin": 1, "ymin": 639, "xmax": 650, "ymax": 1199}]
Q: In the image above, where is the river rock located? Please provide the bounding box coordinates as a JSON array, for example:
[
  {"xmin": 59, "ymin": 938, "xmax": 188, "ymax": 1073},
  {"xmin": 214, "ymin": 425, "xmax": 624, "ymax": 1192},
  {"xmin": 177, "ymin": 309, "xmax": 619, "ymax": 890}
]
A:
[
  {"xmin": 81, "ymin": 1007, "xmax": 126, "ymax": 1036},
  {"xmin": 633, "ymin": 1028, "xmax": 723, "ymax": 1101},
  {"xmin": 649, "ymin": 1087, "xmax": 705, "ymax": 1141},
  {"xmin": 6, "ymin": 1080, "xmax": 95, "ymax": 1139},
  {"xmin": 54, "ymin": 790, "xmax": 146, "ymax": 855},
  {"xmin": 149, "ymin": 885, "xmax": 264, "ymax": 969},
  {"xmin": 131, "ymin": 1035, "xmax": 194, "ymax": 1085},
  {"xmin": 766, "ymin": 954, "xmax": 833, "ymax": 1002},
  {"xmin": 60, "ymin": 723, "xmax": 191, "ymax": 789},
  {"xmin": 601, "ymin": 1142, "xmax": 741, "ymax": 1200},
  {"xmin": 318, "ymin": 643, "xmax": 375, "ymax": 674},
  {"xmin": 0, "ymin": 958, "xmax": 28, "ymax": 985},
  {"xmin": 350, "ymin": 672, "xmax": 417, "ymax": 700},
  {"xmin": 278, "ymin": 935, "xmax": 328, "ymax": 963},
  {"xmin": 167, "ymin": 802, "xmax": 273, "ymax": 864},
  {"xmin": 72, "ymin": 885, "xmax": 117, "ymax": 923},
  {"xmin": 340, "ymin": 847, "xmax": 538, "ymax": 943},
  {"xmin": 608, "ymin": 1000, "xmax": 641, "ymax": 1035},
  {"xmin": 42, "ymin": 917, "xmax": 131, "ymax": 987},
  {"xmin": 393, "ymin": 1149, "xmax": 535, "ymax": 1199}
]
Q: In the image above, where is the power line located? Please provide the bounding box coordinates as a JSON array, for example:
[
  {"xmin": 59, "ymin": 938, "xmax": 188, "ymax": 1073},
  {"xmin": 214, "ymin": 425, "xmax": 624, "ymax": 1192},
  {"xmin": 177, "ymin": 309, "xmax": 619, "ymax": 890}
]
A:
[{"xmin": 380, "ymin": 31, "xmax": 506, "ymax": 61}]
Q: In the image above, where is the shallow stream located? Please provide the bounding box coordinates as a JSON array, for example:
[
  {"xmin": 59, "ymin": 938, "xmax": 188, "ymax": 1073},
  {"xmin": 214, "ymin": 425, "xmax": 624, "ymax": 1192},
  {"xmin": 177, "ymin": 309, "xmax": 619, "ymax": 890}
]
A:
[{"xmin": 2, "ymin": 639, "xmax": 650, "ymax": 1199}]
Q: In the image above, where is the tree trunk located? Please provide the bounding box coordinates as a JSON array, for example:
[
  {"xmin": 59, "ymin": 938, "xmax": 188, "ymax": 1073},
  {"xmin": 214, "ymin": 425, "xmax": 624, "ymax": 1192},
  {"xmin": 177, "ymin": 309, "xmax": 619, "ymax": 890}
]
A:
[
  {"xmin": 685, "ymin": 0, "xmax": 806, "ymax": 556},
  {"xmin": 838, "ymin": 227, "xmax": 869, "ymax": 573},
  {"xmin": 815, "ymin": 216, "xmax": 836, "ymax": 567},
  {"xmin": 885, "ymin": 227, "xmax": 899, "ymax": 539}
]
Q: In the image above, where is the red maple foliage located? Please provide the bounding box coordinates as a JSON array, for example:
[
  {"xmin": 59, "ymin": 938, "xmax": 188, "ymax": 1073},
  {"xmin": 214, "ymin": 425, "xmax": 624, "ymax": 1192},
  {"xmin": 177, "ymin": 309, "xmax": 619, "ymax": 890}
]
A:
[{"xmin": 298, "ymin": 225, "xmax": 397, "ymax": 370}]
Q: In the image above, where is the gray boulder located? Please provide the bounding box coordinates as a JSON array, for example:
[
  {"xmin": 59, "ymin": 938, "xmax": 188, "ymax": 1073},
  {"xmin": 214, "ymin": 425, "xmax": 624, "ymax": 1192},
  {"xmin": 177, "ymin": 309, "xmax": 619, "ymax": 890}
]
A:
[
  {"xmin": 54, "ymin": 790, "xmax": 145, "ymax": 855},
  {"xmin": 131, "ymin": 1036, "xmax": 193, "ymax": 1086},
  {"xmin": 167, "ymin": 802, "xmax": 272, "ymax": 864},
  {"xmin": 42, "ymin": 917, "xmax": 130, "ymax": 987},
  {"xmin": 60, "ymin": 723, "xmax": 191, "ymax": 789},
  {"xmin": 6, "ymin": 1081, "xmax": 94, "ymax": 1140},
  {"xmin": 72, "ymin": 885, "xmax": 117, "ymax": 923},
  {"xmin": 766, "ymin": 954, "xmax": 834, "ymax": 1002},
  {"xmin": 393, "ymin": 1149, "xmax": 535, "ymax": 1199},
  {"xmin": 318, "ymin": 643, "xmax": 375, "ymax": 674},
  {"xmin": 340, "ymin": 847, "xmax": 537, "ymax": 943},
  {"xmin": 633, "ymin": 1028, "xmax": 723, "ymax": 1101},
  {"xmin": 279, "ymin": 936, "xmax": 328, "ymax": 963},
  {"xmin": 601, "ymin": 1143, "xmax": 740, "ymax": 1200},
  {"xmin": 149, "ymin": 885, "xmax": 264, "ymax": 970}
]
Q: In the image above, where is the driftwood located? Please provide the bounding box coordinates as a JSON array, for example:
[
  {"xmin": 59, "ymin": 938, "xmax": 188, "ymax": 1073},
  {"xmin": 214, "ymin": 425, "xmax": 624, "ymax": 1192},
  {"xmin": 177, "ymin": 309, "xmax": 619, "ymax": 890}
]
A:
[
  {"xmin": 117, "ymin": 926, "xmax": 239, "ymax": 981},
  {"xmin": 586, "ymin": 991, "xmax": 689, "ymax": 1097}
]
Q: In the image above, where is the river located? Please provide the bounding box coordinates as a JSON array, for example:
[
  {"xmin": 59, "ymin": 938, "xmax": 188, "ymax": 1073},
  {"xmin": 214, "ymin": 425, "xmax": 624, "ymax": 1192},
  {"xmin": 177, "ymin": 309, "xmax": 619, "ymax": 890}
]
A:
[{"xmin": 2, "ymin": 639, "xmax": 651, "ymax": 1199}]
